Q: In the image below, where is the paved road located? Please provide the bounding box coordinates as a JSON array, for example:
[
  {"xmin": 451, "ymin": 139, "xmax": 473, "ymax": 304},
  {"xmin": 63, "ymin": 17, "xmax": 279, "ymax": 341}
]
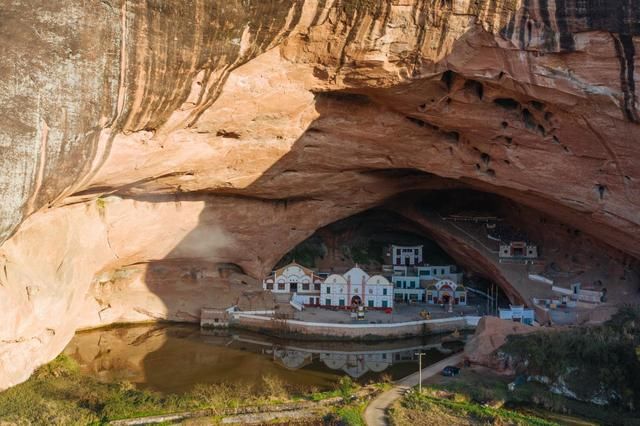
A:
[{"xmin": 363, "ymin": 352, "xmax": 465, "ymax": 426}]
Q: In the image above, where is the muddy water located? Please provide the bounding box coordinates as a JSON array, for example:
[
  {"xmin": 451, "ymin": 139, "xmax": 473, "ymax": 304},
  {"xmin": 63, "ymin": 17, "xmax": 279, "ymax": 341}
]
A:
[{"xmin": 63, "ymin": 323, "xmax": 463, "ymax": 394}]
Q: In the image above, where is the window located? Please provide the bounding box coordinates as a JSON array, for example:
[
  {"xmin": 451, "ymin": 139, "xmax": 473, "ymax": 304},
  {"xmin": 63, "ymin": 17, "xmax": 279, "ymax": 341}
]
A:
[
  {"xmin": 383, "ymin": 288, "xmax": 387, "ymax": 296},
  {"xmin": 382, "ymin": 300, "xmax": 388, "ymax": 308},
  {"xmin": 427, "ymin": 293, "xmax": 433, "ymax": 302},
  {"xmin": 302, "ymin": 283, "xmax": 309, "ymax": 291},
  {"xmin": 354, "ymin": 288, "xmax": 358, "ymax": 293},
  {"xmin": 326, "ymin": 286, "xmax": 331, "ymax": 294},
  {"xmin": 314, "ymin": 283, "xmax": 320, "ymax": 290},
  {"xmin": 441, "ymin": 268, "xmax": 445, "ymax": 275},
  {"xmin": 266, "ymin": 283, "xmax": 273, "ymax": 290},
  {"xmin": 325, "ymin": 298, "xmax": 331, "ymax": 305},
  {"xmin": 368, "ymin": 300, "xmax": 374, "ymax": 307},
  {"xmin": 396, "ymin": 282, "xmax": 401, "ymax": 288},
  {"xmin": 369, "ymin": 289, "xmax": 373, "ymax": 294},
  {"xmin": 459, "ymin": 296, "xmax": 465, "ymax": 303},
  {"xmin": 339, "ymin": 299, "xmax": 345, "ymax": 306},
  {"xmin": 278, "ymin": 283, "xmax": 285, "ymax": 290}
]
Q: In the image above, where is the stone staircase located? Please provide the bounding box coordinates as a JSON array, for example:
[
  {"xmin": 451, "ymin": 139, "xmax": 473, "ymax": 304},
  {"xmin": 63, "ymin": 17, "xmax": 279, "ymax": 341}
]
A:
[{"xmin": 272, "ymin": 293, "xmax": 295, "ymax": 316}]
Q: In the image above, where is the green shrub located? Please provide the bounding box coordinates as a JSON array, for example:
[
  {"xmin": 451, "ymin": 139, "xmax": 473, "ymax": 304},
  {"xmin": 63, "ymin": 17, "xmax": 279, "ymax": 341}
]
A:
[
  {"xmin": 261, "ymin": 374, "xmax": 288, "ymax": 400},
  {"xmin": 337, "ymin": 405, "xmax": 365, "ymax": 426},
  {"xmin": 337, "ymin": 376, "xmax": 355, "ymax": 399},
  {"xmin": 501, "ymin": 306, "xmax": 640, "ymax": 409}
]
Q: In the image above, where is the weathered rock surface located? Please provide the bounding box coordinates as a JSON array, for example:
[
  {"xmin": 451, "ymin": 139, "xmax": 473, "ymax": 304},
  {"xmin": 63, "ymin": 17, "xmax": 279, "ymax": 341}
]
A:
[
  {"xmin": 1, "ymin": 0, "xmax": 639, "ymax": 389},
  {"xmin": 464, "ymin": 316, "xmax": 537, "ymax": 373}
]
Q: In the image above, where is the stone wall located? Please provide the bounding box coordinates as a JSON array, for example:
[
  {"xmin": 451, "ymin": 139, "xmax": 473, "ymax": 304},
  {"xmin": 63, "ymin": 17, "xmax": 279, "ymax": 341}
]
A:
[{"xmin": 230, "ymin": 314, "xmax": 478, "ymax": 340}]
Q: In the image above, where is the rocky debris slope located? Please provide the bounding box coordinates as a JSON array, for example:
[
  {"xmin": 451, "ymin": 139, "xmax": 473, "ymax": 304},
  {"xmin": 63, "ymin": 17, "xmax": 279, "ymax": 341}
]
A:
[{"xmin": 0, "ymin": 0, "xmax": 639, "ymax": 389}]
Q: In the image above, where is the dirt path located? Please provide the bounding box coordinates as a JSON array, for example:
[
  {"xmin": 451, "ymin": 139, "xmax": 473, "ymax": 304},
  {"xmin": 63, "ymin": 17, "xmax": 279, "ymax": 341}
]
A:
[{"xmin": 363, "ymin": 352, "xmax": 465, "ymax": 426}]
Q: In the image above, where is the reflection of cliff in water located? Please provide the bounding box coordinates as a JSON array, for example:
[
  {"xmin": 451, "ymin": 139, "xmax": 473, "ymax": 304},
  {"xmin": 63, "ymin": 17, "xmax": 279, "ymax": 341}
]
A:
[{"xmin": 64, "ymin": 324, "xmax": 465, "ymax": 393}]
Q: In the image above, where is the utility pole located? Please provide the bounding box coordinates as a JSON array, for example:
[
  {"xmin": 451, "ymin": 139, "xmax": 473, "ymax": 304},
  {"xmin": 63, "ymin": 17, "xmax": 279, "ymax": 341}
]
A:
[
  {"xmin": 486, "ymin": 285, "xmax": 489, "ymax": 316},
  {"xmin": 414, "ymin": 352, "xmax": 425, "ymax": 393},
  {"xmin": 492, "ymin": 283, "xmax": 497, "ymax": 316},
  {"xmin": 494, "ymin": 283, "xmax": 499, "ymax": 316}
]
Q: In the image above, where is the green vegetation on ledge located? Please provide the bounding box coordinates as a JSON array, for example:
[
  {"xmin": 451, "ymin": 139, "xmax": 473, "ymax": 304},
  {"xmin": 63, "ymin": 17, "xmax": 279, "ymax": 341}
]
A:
[{"xmin": 276, "ymin": 235, "xmax": 326, "ymax": 268}]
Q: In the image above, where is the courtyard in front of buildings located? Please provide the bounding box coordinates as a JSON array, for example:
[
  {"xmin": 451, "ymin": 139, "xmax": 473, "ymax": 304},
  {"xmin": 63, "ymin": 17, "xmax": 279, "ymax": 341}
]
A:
[{"xmin": 291, "ymin": 292, "xmax": 484, "ymax": 324}]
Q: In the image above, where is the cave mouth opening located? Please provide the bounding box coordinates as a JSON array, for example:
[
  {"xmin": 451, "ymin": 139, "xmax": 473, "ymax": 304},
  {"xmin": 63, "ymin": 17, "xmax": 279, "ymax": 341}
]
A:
[
  {"xmin": 272, "ymin": 188, "xmax": 519, "ymax": 306},
  {"xmin": 270, "ymin": 182, "xmax": 639, "ymax": 312}
]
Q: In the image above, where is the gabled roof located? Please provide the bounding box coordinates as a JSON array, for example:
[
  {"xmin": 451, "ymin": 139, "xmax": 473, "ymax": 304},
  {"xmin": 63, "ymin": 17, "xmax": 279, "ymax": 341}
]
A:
[
  {"xmin": 274, "ymin": 261, "xmax": 315, "ymax": 277},
  {"xmin": 366, "ymin": 274, "xmax": 391, "ymax": 285},
  {"xmin": 324, "ymin": 274, "xmax": 347, "ymax": 284},
  {"xmin": 344, "ymin": 266, "xmax": 370, "ymax": 282}
]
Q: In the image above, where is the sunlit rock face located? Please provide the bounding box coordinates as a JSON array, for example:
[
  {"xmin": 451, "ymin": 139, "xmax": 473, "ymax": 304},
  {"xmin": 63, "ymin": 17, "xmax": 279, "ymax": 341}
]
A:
[{"xmin": 1, "ymin": 0, "xmax": 639, "ymax": 390}]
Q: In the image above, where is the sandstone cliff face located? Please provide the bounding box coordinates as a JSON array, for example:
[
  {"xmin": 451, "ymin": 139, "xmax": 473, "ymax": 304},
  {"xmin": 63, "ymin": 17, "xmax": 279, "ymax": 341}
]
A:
[{"xmin": 0, "ymin": 0, "xmax": 639, "ymax": 389}]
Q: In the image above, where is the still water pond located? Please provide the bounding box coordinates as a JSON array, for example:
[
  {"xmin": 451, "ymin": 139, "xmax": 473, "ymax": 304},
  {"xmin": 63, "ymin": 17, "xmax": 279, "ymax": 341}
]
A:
[{"xmin": 63, "ymin": 324, "xmax": 463, "ymax": 394}]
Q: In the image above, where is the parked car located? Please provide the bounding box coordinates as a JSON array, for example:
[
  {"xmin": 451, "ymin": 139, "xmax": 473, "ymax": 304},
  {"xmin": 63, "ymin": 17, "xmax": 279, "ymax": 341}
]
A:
[{"xmin": 441, "ymin": 366, "xmax": 460, "ymax": 376}]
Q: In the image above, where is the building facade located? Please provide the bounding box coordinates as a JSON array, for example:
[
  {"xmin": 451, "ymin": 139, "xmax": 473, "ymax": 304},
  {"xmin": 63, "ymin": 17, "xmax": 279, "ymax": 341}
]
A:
[
  {"xmin": 321, "ymin": 266, "xmax": 394, "ymax": 309},
  {"xmin": 392, "ymin": 263, "xmax": 464, "ymax": 303},
  {"xmin": 390, "ymin": 245, "xmax": 423, "ymax": 266},
  {"xmin": 499, "ymin": 242, "xmax": 538, "ymax": 259},
  {"xmin": 499, "ymin": 305, "xmax": 535, "ymax": 325},
  {"xmin": 263, "ymin": 262, "xmax": 323, "ymax": 305},
  {"xmin": 425, "ymin": 279, "xmax": 467, "ymax": 305}
]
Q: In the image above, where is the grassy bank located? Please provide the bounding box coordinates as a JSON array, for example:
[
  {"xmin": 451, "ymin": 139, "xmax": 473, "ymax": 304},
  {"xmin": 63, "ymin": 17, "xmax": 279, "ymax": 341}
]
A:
[
  {"xmin": 390, "ymin": 387, "xmax": 558, "ymax": 426},
  {"xmin": 0, "ymin": 355, "xmax": 366, "ymax": 425},
  {"xmin": 420, "ymin": 368, "xmax": 640, "ymax": 425},
  {"xmin": 389, "ymin": 374, "xmax": 629, "ymax": 425}
]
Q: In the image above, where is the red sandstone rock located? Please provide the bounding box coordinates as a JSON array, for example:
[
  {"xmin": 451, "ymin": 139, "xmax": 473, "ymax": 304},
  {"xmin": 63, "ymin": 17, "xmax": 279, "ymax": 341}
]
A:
[
  {"xmin": 0, "ymin": 0, "xmax": 639, "ymax": 390},
  {"xmin": 464, "ymin": 316, "xmax": 537, "ymax": 373}
]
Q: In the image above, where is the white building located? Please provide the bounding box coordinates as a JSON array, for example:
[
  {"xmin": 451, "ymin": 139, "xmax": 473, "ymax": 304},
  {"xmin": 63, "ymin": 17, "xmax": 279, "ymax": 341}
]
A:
[
  {"xmin": 392, "ymin": 264, "xmax": 462, "ymax": 303},
  {"xmin": 425, "ymin": 279, "xmax": 467, "ymax": 305},
  {"xmin": 321, "ymin": 266, "xmax": 394, "ymax": 309},
  {"xmin": 499, "ymin": 241, "xmax": 538, "ymax": 259},
  {"xmin": 499, "ymin": 305, "xmax": 535, "ymax": 325},
  {"xmin": 390, "ymin": 245, "xmax": 423, "ymax": 266},
  {"xmin": 262, "ymin": 262, "xmax": 323, "ymax": 305}
]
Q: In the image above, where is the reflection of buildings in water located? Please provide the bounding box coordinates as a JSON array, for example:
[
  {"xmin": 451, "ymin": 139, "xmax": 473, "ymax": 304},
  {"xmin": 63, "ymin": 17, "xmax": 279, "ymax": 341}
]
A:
[
  {"xmin": 262, "ymin": 338, "xmax": 450, "ymax": 379},
  {"xmin": 185, "ymin": 330, "xmax": 456, "ymax": 379},
  {"xmin": 319, "ymin": 352, "xmax": 392, "ymax": 378},
  {"xmin": 273, "ymin": 349, "xmax": 313, "ymax": 370}
]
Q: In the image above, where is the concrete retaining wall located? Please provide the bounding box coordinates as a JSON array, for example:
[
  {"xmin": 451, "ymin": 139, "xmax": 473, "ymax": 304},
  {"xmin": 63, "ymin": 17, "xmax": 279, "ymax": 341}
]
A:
[{"xmin": 230, "ymin": 314, "xmax": 480, "ymax": 340}]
